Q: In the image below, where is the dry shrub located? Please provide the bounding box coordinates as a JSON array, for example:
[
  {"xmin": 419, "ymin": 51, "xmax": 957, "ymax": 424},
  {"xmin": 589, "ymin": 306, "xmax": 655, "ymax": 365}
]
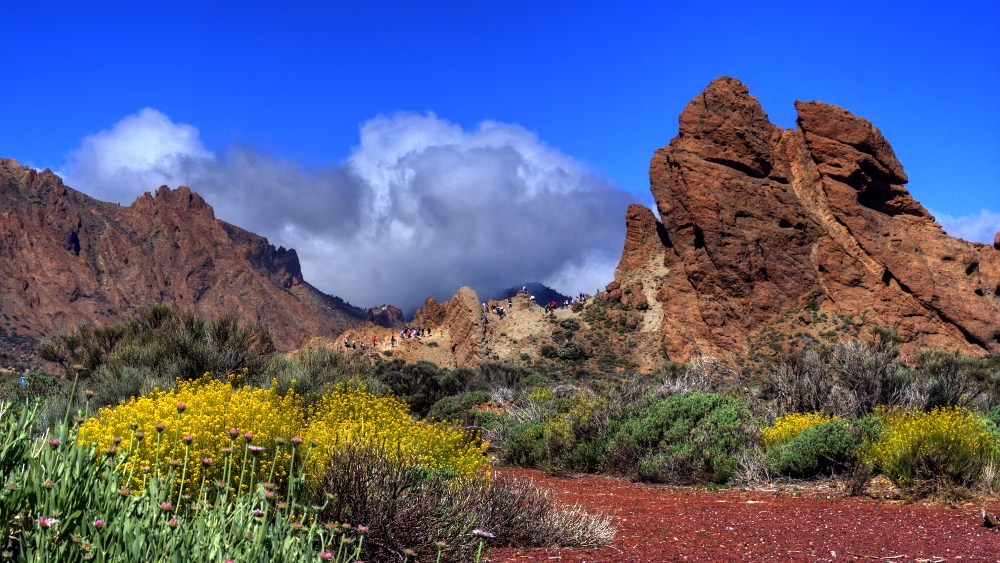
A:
[
  {"xmin": 319, "ymin": 442, "xmax": 614, "ymax": 562},
  {"xmin": 477, "ymin": 473, "xmax": 616, "ymax": 548}
]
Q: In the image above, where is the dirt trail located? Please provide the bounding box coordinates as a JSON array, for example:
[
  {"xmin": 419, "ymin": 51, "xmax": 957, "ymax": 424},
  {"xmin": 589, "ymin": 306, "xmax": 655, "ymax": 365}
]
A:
[{"xmin": 491, "ymin": 468, "xmax": 1000, "ymax": 562}]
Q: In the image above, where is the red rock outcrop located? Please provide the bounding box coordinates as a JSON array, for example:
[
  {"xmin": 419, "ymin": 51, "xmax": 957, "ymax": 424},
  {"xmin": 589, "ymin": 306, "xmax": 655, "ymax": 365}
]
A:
[
  {"xmin": 607, "ymin": 77, "xmax": 999, "ymax": 360},
  {"xmin": 413, "ymin": 287, "xmax": 488, "ymax": 366},
  {"xmin": 0, "ymin": 159, "xmax": 402, "ymax": 352}
]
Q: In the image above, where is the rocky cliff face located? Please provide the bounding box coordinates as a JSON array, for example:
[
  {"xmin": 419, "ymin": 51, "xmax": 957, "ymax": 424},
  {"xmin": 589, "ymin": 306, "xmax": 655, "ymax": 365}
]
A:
[
  {"xmin": 0, "ymin": 159, "xmax": 402, "ymax": 352},
  {"xmin": 606, "ymin": 77, "xmax": 999, "ymax": 360}
]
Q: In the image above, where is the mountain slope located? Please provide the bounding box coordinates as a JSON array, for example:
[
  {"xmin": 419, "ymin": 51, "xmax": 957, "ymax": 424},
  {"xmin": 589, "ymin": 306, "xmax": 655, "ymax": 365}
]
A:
[{"xmin": 0, "ymin": 159, "xmax": 401, "ymax": 353}]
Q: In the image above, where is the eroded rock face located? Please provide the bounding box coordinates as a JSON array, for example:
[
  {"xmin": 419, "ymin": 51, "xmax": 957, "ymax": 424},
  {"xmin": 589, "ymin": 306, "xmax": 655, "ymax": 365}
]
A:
[
  {"xmin": 0, "ymin": 159, "xmax": 401, "ymax": 352},
  {"xmin": 413, "ymin": 287, "xmax": 488, "ymax": 366},
  {"xmin": 609, "ymin": 77, "xmax": 999, "ymax": 359}
]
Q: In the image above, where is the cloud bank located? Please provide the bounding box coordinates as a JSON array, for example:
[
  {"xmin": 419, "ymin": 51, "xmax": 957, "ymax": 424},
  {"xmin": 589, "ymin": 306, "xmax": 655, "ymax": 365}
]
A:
[
  {"xmin": 61, "ymin": 109, "xmax": 633, "ymax": 314},
  {"xmin": 934, "ymin": 209, "xmax": 1000, "ymax": 246}
]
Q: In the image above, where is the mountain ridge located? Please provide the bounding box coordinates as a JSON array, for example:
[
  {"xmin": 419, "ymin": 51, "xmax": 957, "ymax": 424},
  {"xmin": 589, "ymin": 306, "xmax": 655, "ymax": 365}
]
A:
[{"xmin": 0, "ymin": 159, "xmax": 402, "ymax": 354}]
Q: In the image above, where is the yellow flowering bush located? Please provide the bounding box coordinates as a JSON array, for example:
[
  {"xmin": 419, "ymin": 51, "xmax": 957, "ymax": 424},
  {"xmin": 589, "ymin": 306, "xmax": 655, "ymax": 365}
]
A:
[
  {"xmin": 762, "ymin": 412, "xmax": 839, "ymax": 449},
  {"xmin": 306, "ymin": 381, "xmax": 487, "ymax": 479},
  {"xmin": 79, "ymin": 377, "xmax": 305, "ymax": 495},
  {"xmin": 80, "ymin": 378, "xmax": 487, "ymax": 497},
  {"xmin": 865, "ymin": 406, "xmax": 999, "ymax": 495}
]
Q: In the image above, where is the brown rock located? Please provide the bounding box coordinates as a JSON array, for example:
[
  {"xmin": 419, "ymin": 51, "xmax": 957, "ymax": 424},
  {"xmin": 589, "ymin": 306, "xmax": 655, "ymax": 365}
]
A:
[
  {"xmin": 610, "ymin": 77, "xmax": 1000, "ymax": 360},
  {"xmin": 994, "ymin": 231, "xmax": 1000, "ymax": 250},
  {"xmin": 413, "ymin": 287, "xmax": 488, "ymax": 366},
  {"xmin": 0, "ymin": 159, "xmax": 401, "ymax": 353}
]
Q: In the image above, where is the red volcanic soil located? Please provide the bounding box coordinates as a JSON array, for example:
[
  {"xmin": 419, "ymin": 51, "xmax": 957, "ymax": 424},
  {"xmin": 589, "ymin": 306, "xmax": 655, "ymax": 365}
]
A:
[{"xmin": 490, "ymin": 468, "xmax": 1000, "ymax": 562}]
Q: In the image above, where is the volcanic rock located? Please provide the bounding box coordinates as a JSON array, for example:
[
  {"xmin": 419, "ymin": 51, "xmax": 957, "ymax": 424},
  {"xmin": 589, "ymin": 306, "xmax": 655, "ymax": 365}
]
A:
[
  {"xmin": 0, "ymin": 159, "xmax": 402, "ymax": 353},
  {"xmin": 606, "ymin": 76, "xmax": 999, "ymax": 359},
  {"xmin": 413, "ymin": 286, "xmax": 488, "ymax": 366}
]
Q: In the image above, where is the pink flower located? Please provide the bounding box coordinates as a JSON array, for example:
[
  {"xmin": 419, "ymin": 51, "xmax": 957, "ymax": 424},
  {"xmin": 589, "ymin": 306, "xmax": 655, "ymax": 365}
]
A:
[
  {"xmin": 168, "ymin": 518, "xmax": 179, "ymax": 528},
  {"xmin": 243, "ymin": 432, "xmax": 254, "ymax": 442},
  {"xmin": 249, "ymin": 445, "xmax": 265, "ymax": 456},
  {"xmin": 357, "ymin": 525, "xmax": 369, "ymax": 533},
  {"xmin": 38, "ymin": 516, "xmax": 59, "ymax": 528},
  {"xmin": 319, "ymin": 552, "xmax": 334, "ymax": 560},
  {"xmin": 182, "ymin": 435, "xmax": 194, "ymax": 444},
  {"xmin": 93, "ymin": 519, "xmax": 104, "ymax": 528},
  {"xmin": 155, "ymin": 422, "xmax": 167, "ymax": 432},
  {"xmin": 291, "ymin": 437, "xmax": 302, "ymax": 445},
  {"xmin": 176, "ymin": 403, "xmax": 187, "ymax": 413},
  {"xmin": 472, "ymin": 529, "xmax": 495, "ymax": 538},
  {"xmin": 160, "ymin": 501, "xmax": 173, "ymax": 510},
  {"xmin": 201, "ymin": 458, "xmax": 214, "ymax": 467},
  {"xmin": 229, "ymin": 428, "xmax": 240, "ymax": 438},
  {"xmin": 48, "ymin": 438, "xmax": 60, "ymax": 449}
]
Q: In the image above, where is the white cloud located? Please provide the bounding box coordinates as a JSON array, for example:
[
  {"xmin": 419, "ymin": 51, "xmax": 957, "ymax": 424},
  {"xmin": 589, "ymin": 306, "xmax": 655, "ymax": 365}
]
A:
[
  {"xmin": 934, "ymin": 209, "xmax": 1000, "ymax": 245},
  {"xmin": 60, "ymin": 109, "xmax": 633, "ymax": 314},
  {"xmin": 62, "ymin": 108, "xmax": 214, "ymax": 205}
]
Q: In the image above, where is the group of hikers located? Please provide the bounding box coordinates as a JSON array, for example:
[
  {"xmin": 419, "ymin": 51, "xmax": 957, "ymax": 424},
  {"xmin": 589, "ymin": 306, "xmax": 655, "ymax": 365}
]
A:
[{"xmin": 343, "ymin": 326, "xmax": 432, "ymax": 351}]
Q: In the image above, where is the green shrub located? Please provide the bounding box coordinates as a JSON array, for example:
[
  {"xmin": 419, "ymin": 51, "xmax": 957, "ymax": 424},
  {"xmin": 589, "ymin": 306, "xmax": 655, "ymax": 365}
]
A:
[
  {"xmin": 604, "ymin": 392, "xmax": 757, "ymax": 484},
  {"xmin": 502, "ymin": 420, "xmax": 551, "ymax": 468},
  {"xmin": 765, "ymin": 419, "xmax": 861, "ymax": 477}
]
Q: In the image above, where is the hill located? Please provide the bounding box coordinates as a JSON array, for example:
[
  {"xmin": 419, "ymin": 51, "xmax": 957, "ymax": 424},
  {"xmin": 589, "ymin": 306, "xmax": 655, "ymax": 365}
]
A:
[{"xmin": 0, "ymin": 159, "xmax": 402, "ymax": 357}]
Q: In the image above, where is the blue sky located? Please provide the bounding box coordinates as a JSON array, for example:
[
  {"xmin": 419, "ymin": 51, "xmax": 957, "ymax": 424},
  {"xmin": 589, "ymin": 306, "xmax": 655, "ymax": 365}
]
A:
[{"xmin": 2, "ymin": 1, "xmax": 998, "ymax": 310}]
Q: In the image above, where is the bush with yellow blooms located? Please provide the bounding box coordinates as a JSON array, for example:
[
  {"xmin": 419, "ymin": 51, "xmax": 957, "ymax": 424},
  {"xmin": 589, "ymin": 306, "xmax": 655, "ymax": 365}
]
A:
[
  {"xmin": 762, "ymin": 412, "xmax": 839, "ymax": 449},
  {"xmin": 864, "ymin": 406, "xmax": 999, "ymax": 496},
  {"xmin": 79, "ymin": 377, "xmax": 487, "ymax": 496}
]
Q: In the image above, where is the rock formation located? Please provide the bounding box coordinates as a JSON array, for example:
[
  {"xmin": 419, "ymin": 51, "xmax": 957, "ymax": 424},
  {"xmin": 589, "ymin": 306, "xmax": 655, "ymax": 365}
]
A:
[
  {"xmin": 412, "ymin": 287, "xmax": 488, "ymax": 366},
  {"xmin": 605, "ymin": 77, "xmax": 999, "ymax": 360},
  {"xmin": 0, "ymin": 159, "xmax": 402, "ymax": 353}
]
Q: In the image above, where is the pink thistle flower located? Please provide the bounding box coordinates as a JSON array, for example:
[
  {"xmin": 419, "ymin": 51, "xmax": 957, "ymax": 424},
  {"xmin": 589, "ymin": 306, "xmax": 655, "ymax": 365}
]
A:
[
  {"xmin": 128, "ymin": 422, "xmax": 138, "ymax": 430},
  {"xmin": 228, "ymin": 428, "xmax": 240, "ymax": 438},
  {"xmin": 38, "ymin": 516, "xmax": 59, "ymax": 528},
  {"xmin": 243, "ymin": 432, "xmax": 254, "ymax": 442},
  {"xmin": 119, "ymin": 487, "xmax": 131, "ymax": 496},
  {"xmin": 319, "ymin": 552, "xmax": 334, "ymax": 560},
  {"xmin": 251, "ymin": 509, "xmax": 265, "ymax": 517},
  {"xmin": 93, "ymin": 519, "xmax": 104, "ymax": 528},
  {"xmin": 472, "ymin": 529, "xmax": 495, "ymax": 538},
  {"xmin": 201, "ymin": 458, "xmax": 214, "ymax": 467},
  {"xmin": 168, "ymin": 518, "xmax": 178, "ymax": 528},
  {"xmin": 160, "ymin": 501, "xmax": 173, "ymax": 510},
  {"xmin": 291, "ymin": 437, "xmax": 302, "ymax": 445},
  {"xmin": 176, "ymin": 403, "xmax": 187, "ymax": 413},
  {"xmin": 135, "ymin": 432, "xmax": 146, "ymax": 440},
  {"xmin": 84, "ymin": 389, "xmax": 95, "ymax": 397},
  {"xmin": 112, "ymin": 436, "xmax": 123, "ymax": 445},
  {"xmin": 48, "ymin": 438, "xmax": 60, "ymax": 449},
  {"xmin": 249, "ymin": 445, "xmax": 265, "ymax": 456},
  {"xmin": 42, "ymin": 479, "xmax": 55, "ymax": 489},
  {"xmin": 357, "ymin": 525, "xmax": 369, "ymax": 533},
  {"xmin": 182, "ymin": 435, "xmax": 194, "ymax": 445},
  {"xmin": 155, "ymin": 422, "xmax": 167, "ymax": 432},
  {"xmin": 275, "ymin": 437, "xmax": 286, "ymax": 445}
]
